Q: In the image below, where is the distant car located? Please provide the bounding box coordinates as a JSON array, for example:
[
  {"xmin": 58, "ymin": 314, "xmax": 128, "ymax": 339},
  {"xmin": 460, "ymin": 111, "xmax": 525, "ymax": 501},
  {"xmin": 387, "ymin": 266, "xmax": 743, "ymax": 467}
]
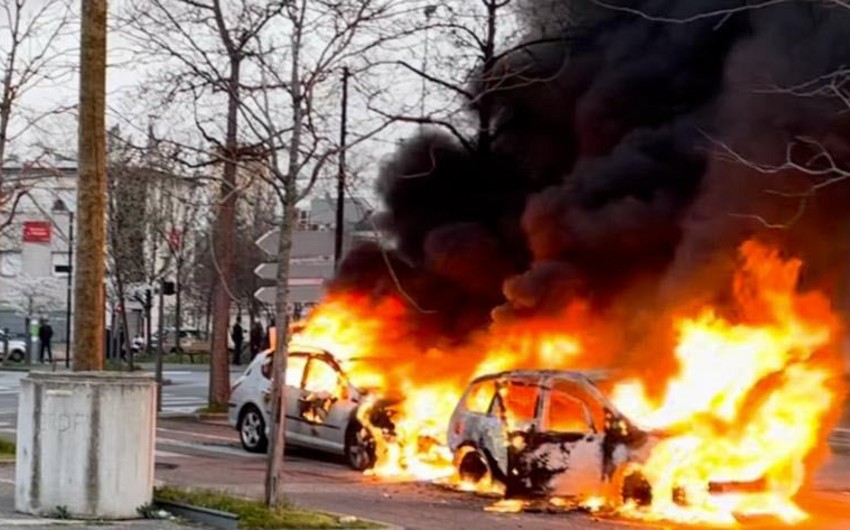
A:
[
  {"xmin": 228, "ymin": 345, "xmax": 376, "ymax": 470},
  {"xmin": 0, "ymin": 330, "xmax": 26, "ymax": 362}
]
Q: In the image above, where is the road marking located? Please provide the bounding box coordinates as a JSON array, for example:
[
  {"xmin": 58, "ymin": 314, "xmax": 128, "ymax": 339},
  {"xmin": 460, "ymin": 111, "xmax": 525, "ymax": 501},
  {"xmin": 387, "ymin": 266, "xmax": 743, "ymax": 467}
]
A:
[
  {"xmin": 157, "ymin": 427, "xmax": 236, "ymax": 442},
  {"xmin": 157, "ymin": 437, "xmax": 263, "ymax": 459},
  {"xmin": 0, "ymin": 520, "xmax": 85, "ymax": 526},
  {"xmin": 155, "ymin": 449, "xmax": 187, "ymax": 459}
]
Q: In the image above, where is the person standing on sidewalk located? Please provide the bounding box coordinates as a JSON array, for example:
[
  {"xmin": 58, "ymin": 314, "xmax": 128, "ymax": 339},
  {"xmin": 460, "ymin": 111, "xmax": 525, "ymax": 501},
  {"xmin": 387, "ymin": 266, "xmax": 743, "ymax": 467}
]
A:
[
  {"xmin": 231, "ymin": 320, "xmax": 244, "ymax": 365},
  {"xmin": 38, "ymin": 320, "xmax": 53, "ymax": 363},
  {"xmin": 249, "ymin": 321, "xmax": 263, "ymax": 358}
]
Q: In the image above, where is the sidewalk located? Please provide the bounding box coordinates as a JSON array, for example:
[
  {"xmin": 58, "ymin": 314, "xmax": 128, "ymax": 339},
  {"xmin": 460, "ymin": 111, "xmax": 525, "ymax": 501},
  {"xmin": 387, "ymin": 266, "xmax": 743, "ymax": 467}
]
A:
[{"xmin": 0, "ymin": 465, "xmax": 197, "ymax": 529}]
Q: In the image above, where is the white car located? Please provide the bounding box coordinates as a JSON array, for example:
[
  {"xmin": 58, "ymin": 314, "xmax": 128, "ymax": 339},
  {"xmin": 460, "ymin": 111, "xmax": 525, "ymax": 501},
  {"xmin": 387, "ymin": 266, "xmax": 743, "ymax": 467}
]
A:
[
  {"xmin": 228, "ymin": 344, "xmax": 376, "ymax": 470},
  {"xmin": 0, "ymin": 330, "xmax": 26, "ymax": 362}
]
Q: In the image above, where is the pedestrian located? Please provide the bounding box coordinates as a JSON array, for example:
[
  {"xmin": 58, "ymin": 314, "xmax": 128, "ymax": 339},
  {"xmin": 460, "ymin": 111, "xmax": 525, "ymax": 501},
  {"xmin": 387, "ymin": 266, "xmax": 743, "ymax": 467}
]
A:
[
  {"xmin": 250, "ymin": 321, "xmax": 263, "ymax": 358},
  {"xmin": 231, "ymin": 319, "xmax": 244, "ymax": 365},
  {"xmin": 38, "ymin": 319, "xmax": 53, "ymax": 363}
]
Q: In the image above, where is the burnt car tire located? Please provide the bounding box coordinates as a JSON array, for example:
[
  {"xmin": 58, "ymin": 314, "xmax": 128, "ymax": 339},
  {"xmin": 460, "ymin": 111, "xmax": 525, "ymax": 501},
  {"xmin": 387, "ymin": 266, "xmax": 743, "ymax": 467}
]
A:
[
  {"xmin": 622, "ymin": 472, "xmax": 652, "ymax": 506},
  {"xmin": 238, "ymin": 405, "xmax": 268, "ymax": 453},
  {"xmin": 455, "ymin": 446, "xmax": 504, "ymax": 487},
  {"xmin": 344, "ymin": 420, "xmax": 376, "ymax": 471}
]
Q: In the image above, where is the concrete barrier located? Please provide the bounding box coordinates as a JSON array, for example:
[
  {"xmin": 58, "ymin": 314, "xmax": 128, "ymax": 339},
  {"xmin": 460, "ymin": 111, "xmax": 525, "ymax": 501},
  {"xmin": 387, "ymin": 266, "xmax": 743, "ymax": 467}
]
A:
[{"xmin": 14, "ymin": 372, "xmax": 156, "ymax": 519}]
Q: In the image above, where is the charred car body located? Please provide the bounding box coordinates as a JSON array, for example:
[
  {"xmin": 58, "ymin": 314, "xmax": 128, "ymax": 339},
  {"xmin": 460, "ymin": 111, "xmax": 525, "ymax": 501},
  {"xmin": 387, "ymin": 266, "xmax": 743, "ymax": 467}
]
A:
[{"xmin": 448, "ymin": 370, "xmax": 653, "ymax": 501}]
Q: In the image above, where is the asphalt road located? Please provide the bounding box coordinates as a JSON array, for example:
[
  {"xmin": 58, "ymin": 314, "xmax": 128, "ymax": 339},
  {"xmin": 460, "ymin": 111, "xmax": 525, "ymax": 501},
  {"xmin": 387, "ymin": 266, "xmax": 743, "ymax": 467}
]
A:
[{"xmin": 0, "ymin": 367, "xmax": 848, "ymax": 529}]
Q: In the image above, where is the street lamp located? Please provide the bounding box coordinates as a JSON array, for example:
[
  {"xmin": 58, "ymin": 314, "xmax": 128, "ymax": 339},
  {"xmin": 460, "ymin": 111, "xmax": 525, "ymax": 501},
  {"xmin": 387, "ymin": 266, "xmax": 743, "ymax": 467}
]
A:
[{"xmin": 51, "ymin": 199, "xmax": 74, "ymax": 369}]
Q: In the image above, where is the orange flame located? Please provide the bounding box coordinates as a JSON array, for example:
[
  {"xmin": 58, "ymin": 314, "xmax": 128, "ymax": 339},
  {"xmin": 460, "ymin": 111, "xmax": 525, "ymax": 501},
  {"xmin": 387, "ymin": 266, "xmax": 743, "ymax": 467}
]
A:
[
  {"xmin": 291, "ymin": 240, "xmax": 846, "ymax": 525},
  {"xmin": 612, "ymin": 241, "xmax": 845, "ymax": 524}
]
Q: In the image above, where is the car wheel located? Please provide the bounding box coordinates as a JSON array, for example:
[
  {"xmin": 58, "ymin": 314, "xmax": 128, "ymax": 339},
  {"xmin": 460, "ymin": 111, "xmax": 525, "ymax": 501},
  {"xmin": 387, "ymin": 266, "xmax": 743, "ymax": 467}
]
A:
[
  {"xmin": 8, "ymin": 349, "xmax": 23, "ymax": 363},
  {"xmin": 456, "ymin": 446, "xmax": 492, "ymax": 485},
  {"xmin": 344, "ymin": 420, "xmax": 375, "ymax": 471},
  {"xmin": 238, "ymin": 405, "xmax": 268, "ymax": 453},
  {"xmin": 622, "ymin": 472, "xmax": 652, "ymax": 506}
]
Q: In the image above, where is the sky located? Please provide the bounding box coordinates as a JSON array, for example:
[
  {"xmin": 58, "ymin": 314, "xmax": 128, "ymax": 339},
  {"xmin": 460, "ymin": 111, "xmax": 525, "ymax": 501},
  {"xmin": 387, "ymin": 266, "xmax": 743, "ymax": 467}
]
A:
[{"xmin": 3, "ymin": 0, "xmax": 521, "ymax": 211}]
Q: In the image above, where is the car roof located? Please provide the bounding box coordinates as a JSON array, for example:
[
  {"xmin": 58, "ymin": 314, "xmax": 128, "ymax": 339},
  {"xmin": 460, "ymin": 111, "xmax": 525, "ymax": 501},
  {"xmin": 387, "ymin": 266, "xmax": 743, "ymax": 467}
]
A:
[
  {"xmin": 259, "ymin": 343, "xmax": 332, "ymax": 354},
  {"xmin": 468, "ymin": 368, "xmax": 623, "ymax": 412},
  {"xmin": 469, "ymin": 369, "xmax": 599, "ymax": 385}
]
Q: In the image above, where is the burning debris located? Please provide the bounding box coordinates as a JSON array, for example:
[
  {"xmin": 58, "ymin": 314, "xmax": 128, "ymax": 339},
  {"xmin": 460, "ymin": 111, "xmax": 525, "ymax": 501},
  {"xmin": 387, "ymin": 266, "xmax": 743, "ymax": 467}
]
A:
[{"xmin": 290, "ymin": 0, "xmax": 850, "ymax": 526}]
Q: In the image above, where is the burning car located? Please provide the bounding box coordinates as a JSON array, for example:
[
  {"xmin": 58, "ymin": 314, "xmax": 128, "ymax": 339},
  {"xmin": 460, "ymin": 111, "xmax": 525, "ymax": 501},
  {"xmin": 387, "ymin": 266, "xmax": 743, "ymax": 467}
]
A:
[
  {"xmin": 228, "ymin": 344, "xmax": 377, "ymax": 470},
  {"xmin": 448, "ymin": 368, "xmax": 793, "ymax": 515},
  {"xmin": 447, "ymin": 369, "xmax": 651, "ymax": 501}
]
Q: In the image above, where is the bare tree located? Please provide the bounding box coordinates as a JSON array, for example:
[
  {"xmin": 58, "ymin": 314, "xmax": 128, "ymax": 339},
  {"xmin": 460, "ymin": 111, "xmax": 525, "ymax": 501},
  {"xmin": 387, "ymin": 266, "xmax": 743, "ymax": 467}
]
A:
[
  {"xmin": 105, "ymin": 125, "xmax": 207, "ymax": 365},
  {"xmin": 234, "ymin": 0, "xmax": 420, "ymax": 507},
  {"xmin": 0, "ymin": 0, "xmax": 75, "ymax": 234},
  {"xmin": 121, "ymin": 0, "xmax": 288, "ymax": 406},
  {"xmin": 3, "ymin": 274, "xmax": 64, "ymax": 316},
  {"xmin": 364, "ymin": 0, "xmax": 558, "ymax": 154}
]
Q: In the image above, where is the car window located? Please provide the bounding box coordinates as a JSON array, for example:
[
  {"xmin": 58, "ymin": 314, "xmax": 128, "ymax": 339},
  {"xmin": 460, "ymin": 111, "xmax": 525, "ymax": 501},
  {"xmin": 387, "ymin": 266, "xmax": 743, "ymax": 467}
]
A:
[
  {"xmin": 262, "ymin": 353, "xmax": 307, "ymax": 387},
  {"xmin": 491, "ymin": 382, "xmax": 539, "ymax": 431},
  {"xmin": 546, "ymin": 387, "xmax": 592, "ymax": 434},
  {"xmin": 551, "ymin": 380, "xmax": 606, "ymax": 432},
  {"xmin": 304, "ymin": 358, "xmax": 346, "ymax": 400},
  {"xmin": 464, "ymin": 379, "xmax": 497, "ymax": 413}
]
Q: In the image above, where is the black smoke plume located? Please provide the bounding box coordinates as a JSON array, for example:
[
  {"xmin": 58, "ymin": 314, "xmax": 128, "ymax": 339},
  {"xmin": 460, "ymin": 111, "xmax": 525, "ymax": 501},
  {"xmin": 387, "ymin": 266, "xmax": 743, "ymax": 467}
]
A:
[{"xmin": 332, "ymin": 0, "xmax": 850, "ymax": 353}]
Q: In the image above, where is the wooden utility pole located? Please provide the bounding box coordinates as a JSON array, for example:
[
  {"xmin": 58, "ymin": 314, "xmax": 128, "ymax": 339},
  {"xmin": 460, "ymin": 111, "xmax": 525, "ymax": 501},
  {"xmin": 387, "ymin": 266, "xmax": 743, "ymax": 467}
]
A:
[{"xmin": 74, "ymin": 0, "xmax": 108, "ymax": 371}]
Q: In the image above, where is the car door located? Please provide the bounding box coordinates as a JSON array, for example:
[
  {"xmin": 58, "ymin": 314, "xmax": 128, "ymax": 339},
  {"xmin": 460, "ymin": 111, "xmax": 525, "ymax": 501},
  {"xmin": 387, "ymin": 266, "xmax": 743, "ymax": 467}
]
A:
[
  {"xmin": 293, "ymin": 355, "xmax": 356, "ymax": 453},
  {"xmin": 490, "ymin": 379, "xmax": 543, "ymax": 489},
  {"xmin": 520, "ymin": 379, "xmax": 605, "ymax": 498},
  {"xmin": 261, "ymin": 352, "xmax": 312, "ymax": 446}
]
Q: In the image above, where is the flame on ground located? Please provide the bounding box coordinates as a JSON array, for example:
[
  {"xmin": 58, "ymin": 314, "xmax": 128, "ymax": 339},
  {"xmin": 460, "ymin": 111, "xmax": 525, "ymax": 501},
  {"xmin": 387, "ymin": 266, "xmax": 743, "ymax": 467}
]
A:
[
  {"xmin": 291, "ymin": 240, "xmax": 846, "ymax": 526},
  {"xmin": 612, "ymin": 241, "xmax": 845, "ymax": 525}
]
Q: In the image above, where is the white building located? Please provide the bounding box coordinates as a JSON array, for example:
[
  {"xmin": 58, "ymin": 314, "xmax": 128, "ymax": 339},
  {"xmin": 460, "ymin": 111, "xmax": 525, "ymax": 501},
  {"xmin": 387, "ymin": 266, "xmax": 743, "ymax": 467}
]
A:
[{"xmin": 0, "ymin": 155, "xmax": 77, "ymax": 343}]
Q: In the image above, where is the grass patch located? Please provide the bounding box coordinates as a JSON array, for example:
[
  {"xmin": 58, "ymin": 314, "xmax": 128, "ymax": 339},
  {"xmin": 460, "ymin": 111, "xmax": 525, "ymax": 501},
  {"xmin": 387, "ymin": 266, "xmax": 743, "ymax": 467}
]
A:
[
  {"xmin": 196, "ymin": 403, "xmax": 228, "ymax": 414},
  {"xmin": 0, "ymin": 437, "xmax": 14, "ymax": 457},
  {"xmin": 155, "ymin": 487, "xmax": 377, "ymax": 529}
]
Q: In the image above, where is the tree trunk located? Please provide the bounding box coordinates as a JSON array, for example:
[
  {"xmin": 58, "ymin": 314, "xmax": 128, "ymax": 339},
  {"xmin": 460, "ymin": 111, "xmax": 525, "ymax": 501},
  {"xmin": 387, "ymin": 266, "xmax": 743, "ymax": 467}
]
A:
[
  {"xmin": 477, "ymin": 0, "xmax": 498, "ymax": 156},
  {"xmin": 145, "ymin": 289, "xmax": 152, "ymax": 357},
  {"xmin": 266, "ymin": 4, "xmax": 305, "ymax": 505},
  {"xmin": 175, "ymin": 255, "xmax": 183, "ymax": 350},
  {"xmin": 114, "ymin": 263, "xmax": 133, "ymax": 369},
  {"xmin": 208, "ymin": 55, "xmax": 242, "ymax": 406},
  {"xmin": 73, "ymin": 0, "xmax": 107, "ymax": 371}
]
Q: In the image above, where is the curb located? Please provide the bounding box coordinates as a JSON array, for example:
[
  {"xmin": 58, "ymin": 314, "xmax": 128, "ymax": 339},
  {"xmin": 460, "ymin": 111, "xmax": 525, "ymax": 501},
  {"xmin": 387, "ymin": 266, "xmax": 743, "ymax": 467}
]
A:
[
  {"xmin": 154, "ymin": 488, "xmax": 402, "ymax": 530},
  {"xmin": 157, "ymin": 411, "xmax": 200, "ymax": 421},
  {"xmin": 0, "ymin": 517, "xmax": 87, "ymax": 526}
]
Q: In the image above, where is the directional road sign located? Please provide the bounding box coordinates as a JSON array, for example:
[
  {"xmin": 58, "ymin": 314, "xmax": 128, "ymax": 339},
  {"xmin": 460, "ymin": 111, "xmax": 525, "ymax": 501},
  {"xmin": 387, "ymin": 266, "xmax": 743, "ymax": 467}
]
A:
[
  {"xmin": 254, "ymin": 283, "xmax": 324, "ymax": 305},
  {"xmin": 253, "ymin": 262, "xmax": 335, "ymax": 281},
  {"xmin": 256, "ymin": 229, "xmax": 345, "ymax": 258}
]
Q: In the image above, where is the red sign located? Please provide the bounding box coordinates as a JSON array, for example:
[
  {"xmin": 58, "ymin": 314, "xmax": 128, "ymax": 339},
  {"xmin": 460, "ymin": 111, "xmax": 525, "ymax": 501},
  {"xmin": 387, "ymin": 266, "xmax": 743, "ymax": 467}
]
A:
[
  {"xmin": 22, "ymin": 221, "xmax": 51, "ymax": 243},
  {"xmin": 168, "ymin": 229, "xmax": 182, "ymax": 252}
]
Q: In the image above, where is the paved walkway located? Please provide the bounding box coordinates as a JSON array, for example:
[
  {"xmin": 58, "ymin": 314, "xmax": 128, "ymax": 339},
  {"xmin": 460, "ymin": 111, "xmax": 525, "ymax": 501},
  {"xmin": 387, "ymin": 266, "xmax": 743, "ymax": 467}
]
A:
[{"xmin": 0, "ymin": 464, "xmax": 197, "ymax": 529}]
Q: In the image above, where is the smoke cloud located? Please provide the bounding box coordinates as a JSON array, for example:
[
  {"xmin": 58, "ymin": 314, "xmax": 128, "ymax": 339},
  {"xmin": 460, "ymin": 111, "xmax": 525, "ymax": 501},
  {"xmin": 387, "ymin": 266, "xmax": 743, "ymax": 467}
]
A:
[{"xmin": 332, "ymin": 0, "xmax": 850, "ymax": 359}]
